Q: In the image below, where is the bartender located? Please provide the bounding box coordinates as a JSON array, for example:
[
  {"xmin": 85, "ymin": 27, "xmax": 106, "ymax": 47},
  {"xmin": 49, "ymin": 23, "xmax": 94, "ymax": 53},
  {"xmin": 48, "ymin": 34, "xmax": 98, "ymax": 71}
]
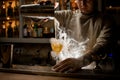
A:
[{"xmin": 52, "ymin": 0, "xmax": 117, "ymax": 72}]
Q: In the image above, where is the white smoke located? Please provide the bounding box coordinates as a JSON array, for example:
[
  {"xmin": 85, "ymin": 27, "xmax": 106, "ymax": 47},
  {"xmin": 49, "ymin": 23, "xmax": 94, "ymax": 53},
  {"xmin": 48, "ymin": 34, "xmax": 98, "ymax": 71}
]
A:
[
  {"xmin": 51, "ymin": 18, "xmax": 96, "ymax": 69},
  {"xmin": 53, "ymin": 18, "xmax": 89, "ymax": 61}
]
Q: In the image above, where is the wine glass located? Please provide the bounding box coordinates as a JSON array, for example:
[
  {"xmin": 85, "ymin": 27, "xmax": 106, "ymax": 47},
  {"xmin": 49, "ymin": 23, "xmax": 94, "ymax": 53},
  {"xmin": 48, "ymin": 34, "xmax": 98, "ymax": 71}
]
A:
[{"xmin": 50, "ymin": 38, "xmax": 63, "ymax": 63}]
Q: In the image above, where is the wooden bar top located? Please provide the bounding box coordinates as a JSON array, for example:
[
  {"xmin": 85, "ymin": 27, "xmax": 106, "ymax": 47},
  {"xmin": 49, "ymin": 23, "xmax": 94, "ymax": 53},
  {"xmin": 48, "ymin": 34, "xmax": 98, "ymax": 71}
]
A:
[{"xmin": 0, "ymin": 64, "xmax": 120, "ymax": 80}]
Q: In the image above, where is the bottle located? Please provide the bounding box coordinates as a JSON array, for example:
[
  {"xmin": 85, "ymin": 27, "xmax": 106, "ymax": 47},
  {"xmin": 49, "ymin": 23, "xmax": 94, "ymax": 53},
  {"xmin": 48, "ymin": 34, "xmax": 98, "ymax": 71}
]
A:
[
  {"xmin": 14, "ymin": 1, "xmax": 19, "ymax": 17},
  {"xmin": 37, "ymin": 24, "xmax": 43, "ymax": 38},
  {"xmin": 27, "ymin": 26, "xmax": 32, "ymax": 38},
  {"xmin": 32, "ymin": 23, "xmax": 38, "ymax": 38},
  {"xmin": 7, "ymin": 2, "xmax": 13, "ymax": 17},
  {"xmin": 50, "ymin": 26, "xmax": 55, "ymax": 37},
  {"xmin": 7, "ymin": 22, "xmax": 13, "ymax": 38},
  {"xmin": 0, "ymin": 1, "xmax": 6, "ymax": 17},
  {"xmin": 23, "ymin": 24, "xmax": 28, "ymax": 38},
  {"xmin": 43, "ymin": 26, "xmax": 50, "ymax": 38},
  {"xmin": 1, "ymin": 24, "xmax": 6, "ymax": 37},
  {"xmin": 13, "ymin": 24, "xmax": 19, "ymax": 38}
]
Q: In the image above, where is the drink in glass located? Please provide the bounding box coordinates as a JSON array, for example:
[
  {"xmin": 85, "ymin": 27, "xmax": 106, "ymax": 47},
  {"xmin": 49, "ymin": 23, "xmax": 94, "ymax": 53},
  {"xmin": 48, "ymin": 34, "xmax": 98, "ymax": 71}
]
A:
[{"xmin": 50, "ymin": 38, "xmax": 63, "ymax": 55}]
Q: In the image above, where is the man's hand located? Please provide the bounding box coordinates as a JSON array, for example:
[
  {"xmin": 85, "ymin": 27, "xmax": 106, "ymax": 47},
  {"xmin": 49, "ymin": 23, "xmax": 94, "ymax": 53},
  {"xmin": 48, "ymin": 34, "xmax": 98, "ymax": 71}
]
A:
[
  {"xmin": 52, "ymin": 58, "xmax": 82, "ymax": 73},
  {"xmin": 51, "ymin": 53, "xmax": 94, "ymax": 73}
]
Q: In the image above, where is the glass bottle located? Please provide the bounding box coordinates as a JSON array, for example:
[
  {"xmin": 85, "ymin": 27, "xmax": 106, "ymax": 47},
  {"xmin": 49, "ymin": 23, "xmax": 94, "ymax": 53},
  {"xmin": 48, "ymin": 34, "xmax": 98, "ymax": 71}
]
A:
[
  {"xmin": 7, "ymin": 2, "xmax": 13, "ymax": 17},
  {"xmin": 1, "ymin": 1, "xmax": 6, "ymax": 17},
  {"xmin": 43, "ymin": 26, "xmax": 50, "ymax": 38},
  {"xmin": 14, "ymin": 1, "xmax": 19, "ymax": 17},
  {"xmin": 7, "ymin": 22, "xmax": 13, "ymax": 38},
  {"xmin": 23, "ymin": 24, "xmax": 28, "ymax": 38},
  {"xmin": 13, "ymin": 24, "xmax": 19, "ymax": 38},
  {"xmin": 37, "ymin": 24, "xmax": 43, "ymax": 38},
  {"xmin": 1, "ymin": 23, "xmax": 6, "ymax": 37},
  {"xmin": 32, "ymin": 23, "xmax": 38, "ymax": 38},
  {"xmin": 50, "ymin": 26, "xmax": 55, "ymax": 37}
]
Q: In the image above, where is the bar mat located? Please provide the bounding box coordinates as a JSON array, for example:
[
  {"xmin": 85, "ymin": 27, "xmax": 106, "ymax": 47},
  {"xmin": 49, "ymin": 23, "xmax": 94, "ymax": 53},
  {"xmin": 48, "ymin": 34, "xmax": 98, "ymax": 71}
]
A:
[{"xmin": 12, "ymin": 64, "xmax": 53, "ymax": 72}]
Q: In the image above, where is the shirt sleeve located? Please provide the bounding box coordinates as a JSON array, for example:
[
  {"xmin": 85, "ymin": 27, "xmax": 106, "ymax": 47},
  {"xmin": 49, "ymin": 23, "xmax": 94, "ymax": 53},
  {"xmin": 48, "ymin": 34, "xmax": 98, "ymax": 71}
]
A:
[
  {"xmin": 55, "ymin": 10, "xmax": 73, "ymax": 27},
  {"xmin": 90, "ymin": 14, "xmax": 117, "ymax": 59}
]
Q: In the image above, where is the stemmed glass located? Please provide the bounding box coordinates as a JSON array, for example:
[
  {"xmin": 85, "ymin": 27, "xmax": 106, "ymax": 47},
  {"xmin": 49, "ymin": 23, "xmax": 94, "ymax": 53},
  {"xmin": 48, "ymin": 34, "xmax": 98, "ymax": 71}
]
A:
[{"xmin": 50, "ymin": 38, "xmax": 63, "ymax": 63}]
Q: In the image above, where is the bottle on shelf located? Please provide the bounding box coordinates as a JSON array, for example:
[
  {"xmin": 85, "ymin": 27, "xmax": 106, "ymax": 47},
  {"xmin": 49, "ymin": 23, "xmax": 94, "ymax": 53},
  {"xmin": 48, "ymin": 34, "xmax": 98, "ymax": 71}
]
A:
[
  {"xmin": 13, "ymin": 24, "xmax": 19, "ymax": 38},
  {"xmin": 32, "ymin": 23, "xmax": 38, "ymax": 38},
  {"xmin": 23, "ymin": 24, "xmax": 28, "ymax": 38},
  {"xmin": 7, "ymin": 1, "xmax": 13, "ymax": 18},
  {"xmin": 14, "ymin": 1, "xmax": 19, "ymax": 17},
  {"xmin": 40, "ymin": 18, "xmax": 49, "ymax": 38},
  {"xmin": 27, "ymin": 25, "xmax": 32, "ymax": 38},
  {"xmin": 37, "ymin": 24, "xmax": 43, "ymax": 38},
  {"xmin": 50, "ymin": 26, "xmax": 55, "ymax": 37},
  {"xmin": 0, "ymin": 1, "xmax": 6, "ymax": 17},
  {"xmin": 0, "ymin": 22, "xmax": 6, "ymax": 37},
  {"xmin": 7, "ymin": 21, "xmax": 13, "ymax": 38},
  {"xmin": 43, "ymin": 26, "xmax": 50, "ymax": 38}
]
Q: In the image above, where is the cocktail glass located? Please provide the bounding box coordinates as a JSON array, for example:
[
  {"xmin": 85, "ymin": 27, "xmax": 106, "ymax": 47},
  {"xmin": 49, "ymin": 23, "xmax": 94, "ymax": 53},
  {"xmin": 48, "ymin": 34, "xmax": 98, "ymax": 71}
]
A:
[{"xmin": 50, "ymin": 38, "xmax": 63, "ymax": 63}]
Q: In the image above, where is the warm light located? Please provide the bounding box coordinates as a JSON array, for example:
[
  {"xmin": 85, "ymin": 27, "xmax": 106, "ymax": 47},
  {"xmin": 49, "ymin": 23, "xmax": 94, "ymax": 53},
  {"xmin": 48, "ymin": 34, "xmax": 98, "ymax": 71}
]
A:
[
  {"xmin": 2, "ymin": 1, "xmax": 6, "ymax": 9},
  {"xmin": 7, "ymin": 17, "xmax": 10, "ymax": 20},
  {"xmin": 2, "ymin": 25, "xmax": 6, "ymax": 29},
  {"xmin": 2, "ymin": 21, "xmax": 6, "ymax": 29},
  {"xmin": 109, "ymin": 5, "xmax": 112, "ymax": 8},
  {"xmin": 3, "ymin": 21, "xmax": 5, "ymax": 24},
  {"xmin": 2, "ymin": 5, "xmax": 5, "ymax": 9}
]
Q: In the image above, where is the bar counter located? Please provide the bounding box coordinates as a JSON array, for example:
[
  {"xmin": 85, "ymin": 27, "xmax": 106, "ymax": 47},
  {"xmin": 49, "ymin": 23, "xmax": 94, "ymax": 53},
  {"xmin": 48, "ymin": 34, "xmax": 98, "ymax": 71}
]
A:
[{"xmin": 0, "ymin": 64, "xmax": 120, "ymax": 80}]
